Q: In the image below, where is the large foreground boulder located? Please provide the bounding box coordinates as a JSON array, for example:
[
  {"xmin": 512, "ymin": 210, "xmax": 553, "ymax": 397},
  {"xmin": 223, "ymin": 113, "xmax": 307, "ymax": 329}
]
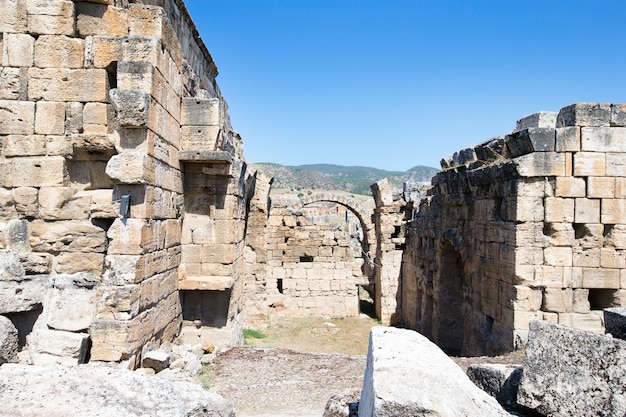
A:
[
  {"xmin": 358, "ymin": 326, "xmax": 509, "ymax": 417},
  {"xmin": 518, "ymin": 320, "xmax": 626, "ymax": 417},
  {"xmin": 0, "ymin": 363, "xmax": 235, "ymax": 417}
]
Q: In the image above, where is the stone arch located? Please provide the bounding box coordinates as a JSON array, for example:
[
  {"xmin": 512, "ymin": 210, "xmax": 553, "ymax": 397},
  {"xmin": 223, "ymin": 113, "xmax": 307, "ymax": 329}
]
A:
[{"xmin": 288, "ymin": 193, "xmax": 376, "ymax": 268}]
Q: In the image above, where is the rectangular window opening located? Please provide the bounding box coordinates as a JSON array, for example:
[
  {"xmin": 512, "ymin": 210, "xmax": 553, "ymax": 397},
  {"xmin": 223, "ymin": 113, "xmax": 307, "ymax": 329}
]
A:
[
  {"xmin": 300, "ymin": 256, "xmax": 314, "ymax": 262},
  {"xmin": 277, "ymin": 278, "xmax": 283, "ymax": 294}
]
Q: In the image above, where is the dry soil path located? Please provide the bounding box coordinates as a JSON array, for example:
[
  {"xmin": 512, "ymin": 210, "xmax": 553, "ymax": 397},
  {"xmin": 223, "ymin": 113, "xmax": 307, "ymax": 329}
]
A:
[{"xmin": 209, "ymin": 347, "xmax": 366, "ymax": 417}]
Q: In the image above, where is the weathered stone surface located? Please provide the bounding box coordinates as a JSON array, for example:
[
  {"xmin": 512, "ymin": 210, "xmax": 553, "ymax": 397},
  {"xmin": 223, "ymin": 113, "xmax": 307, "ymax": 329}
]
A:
[
  {"xmin": 0, "ymin": 363, "xmax": 236, "ymax": 417},
  {"xmin": 0, "ymin": 249, "xmax": 24, "ymax": 278},
  {"xmin": 44, "ymin": 273, "xmax": 97, "ymax": 332},
  {"xmin": 109, "ymin": 89, "xmax": 150, "ymax": 127},
  {"xmin": 517, "ymin": 320, "xmax": 626, "ymax": 417},
  {"xmin": 604, "ymin": 307, "xmax": 626, "ymax": 341},
  {"xmin": 324, "ymin": 391, "xmax": 360, "ymax": 417},
  {"xmin": 0, "ymin": 315, "xmax": 19, "ymax": 364},
  {"xmin": 466, "ymin": 364, "xmax": 522, "ymax": 407},
  {"xmin": 142, "ymin": 349, "xmax": 170, "ymax": 372},
  {"xmin": 358, "ymin": 327, "xmax": 508, "ymax": 417},
  {"xmin": 0, "ymin": 274, "xmax": 47, "ymax": 314},
  {"xmin": 27, "ymin": 328, "xmax": 90, "ymax": 366}
]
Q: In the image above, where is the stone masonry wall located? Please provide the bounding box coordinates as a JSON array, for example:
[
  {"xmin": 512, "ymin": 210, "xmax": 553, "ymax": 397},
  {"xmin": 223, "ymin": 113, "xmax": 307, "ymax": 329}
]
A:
[
  {"xmin": 0, "ymin": 0, "xmax": 256, "ymax": 364},
  {"xmin": 401, "ymin": 103, "xmax": 626, "ymax": 356},
  {"xmin": 247, "ymin": 195, "xmax": 372, "ymax": 319}
]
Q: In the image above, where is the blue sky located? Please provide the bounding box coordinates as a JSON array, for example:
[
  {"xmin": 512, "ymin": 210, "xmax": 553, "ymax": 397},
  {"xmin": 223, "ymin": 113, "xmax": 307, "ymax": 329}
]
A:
[{"xmin": 185, "ymin": 1, "xmax": 626, "ymax": 171}]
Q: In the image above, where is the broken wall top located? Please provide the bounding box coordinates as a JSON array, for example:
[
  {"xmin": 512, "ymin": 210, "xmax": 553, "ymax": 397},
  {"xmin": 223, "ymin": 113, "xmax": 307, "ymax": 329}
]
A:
[{"xmin": 438, "ymin": 103, "xmax": 626, "ymax": 180}]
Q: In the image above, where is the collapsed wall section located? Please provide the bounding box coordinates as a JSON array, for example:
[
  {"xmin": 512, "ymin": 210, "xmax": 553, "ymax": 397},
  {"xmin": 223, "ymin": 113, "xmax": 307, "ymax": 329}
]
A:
[
  {"xmin": 0, "ymin": 0, "xmax": 253, "ymax": 364},
  {"xmin": 402, "ymin": 103, "xmax": 626, "ymax": 356}
]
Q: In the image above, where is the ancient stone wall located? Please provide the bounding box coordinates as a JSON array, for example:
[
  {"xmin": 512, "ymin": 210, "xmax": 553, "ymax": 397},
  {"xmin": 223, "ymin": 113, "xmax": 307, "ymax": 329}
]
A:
[
  {"xmin": 0, "ymin": 0, "xmax": 259, "ymax": 364},
  {"xmin": 245, "ymin": 193, "xmax": 374, "ymax": 320},
  {"xmin": 401, "ymin": 103, "xmax": 626, "ymax": 356}
]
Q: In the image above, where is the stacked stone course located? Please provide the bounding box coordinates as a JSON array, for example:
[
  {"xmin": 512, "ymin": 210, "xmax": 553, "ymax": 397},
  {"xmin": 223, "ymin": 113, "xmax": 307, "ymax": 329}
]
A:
[
  {"xmin": 0, "ymin": 0, "xmax": 265, "ymax": 365},
  {"xmin": 400, "ymin": 103, "xmax": 626, "ymax": 356}
]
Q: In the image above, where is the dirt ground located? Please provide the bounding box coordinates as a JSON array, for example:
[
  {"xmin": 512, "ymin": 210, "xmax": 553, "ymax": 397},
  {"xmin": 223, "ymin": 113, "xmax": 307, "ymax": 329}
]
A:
[{"xmin": 207, "ymin": 315, "xmax": 524, "ymax": 417}]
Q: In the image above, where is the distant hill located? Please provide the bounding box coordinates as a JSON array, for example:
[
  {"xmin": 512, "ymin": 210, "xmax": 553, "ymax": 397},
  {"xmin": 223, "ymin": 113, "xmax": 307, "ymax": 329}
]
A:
[{"xmin": 252, "ymin": 163, "xmax": 439, "ymax": 195}]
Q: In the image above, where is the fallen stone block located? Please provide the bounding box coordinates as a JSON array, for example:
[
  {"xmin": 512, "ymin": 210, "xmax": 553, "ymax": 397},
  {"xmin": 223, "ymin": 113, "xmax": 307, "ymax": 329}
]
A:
[
  {"xmin": 358, "ymin": 326, "xmax": 509, "ymax": 417},
  {"xmin": 142, "ymin": 349, "xmax": 170, "ymax": 373},
  {"xmin": 0, "ymin": 363, "xmax": 235, "ymax": 417},
  {"xmin": 518, "ymin": 320, "xmax": 626, "ymax": 417},
  {"xmin": 27, "ymin": 328, "xmax": 90, "ymax": 366},
  {"xmin": 0, "ymin": 315, "xmax": 18, "ymax": 364},
  {"xmin": 604, "ymin": 307, "xmax": 626, "ymax": 341},
  {"xmin": 44, "ymin": 273, "xmax": 97, "ymax": 332},
  {"xmin": 466, "ymin": 363, "xmax": 522, "ymax": 407}
]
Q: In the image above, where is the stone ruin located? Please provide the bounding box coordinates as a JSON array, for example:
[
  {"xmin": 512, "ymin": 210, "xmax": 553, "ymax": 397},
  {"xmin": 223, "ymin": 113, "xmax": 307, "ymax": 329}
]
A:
[
  {"xmin": 397, "ymin": 103, "xmax": 626, "ymax": 356},
  {"xmin": 0, "ymin": 0, "xmax": 268, "ymax": 366},
  {"xmin": 1, "ymin": 0, "xmax": 626, "ymax": 373}
]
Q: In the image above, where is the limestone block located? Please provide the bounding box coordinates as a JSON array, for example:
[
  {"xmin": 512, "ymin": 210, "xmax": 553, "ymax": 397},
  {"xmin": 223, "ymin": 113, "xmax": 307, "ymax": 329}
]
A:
[
  {"xmin": 117, "ymin": 61, "xmax": 155, "ymax": 92},
  {"xmin": 181, "ymin": 98, "xmax": 221, "ymax": 126},
  {"xmin": 0, "ymin": 67, "xmax": 20, "ymax": 100},
  {"xmin": 586, "ymin": 176, "xmax": 614, "ymax": 198},
  {"xmin": 518, "ymin": 320, "xmax": 626, "ymax": 416},
  {"xmin": 0, "ymin": 315, "xmax": 18, "ymax": 364},
  {"xmin": 581, "ymin": 267, "xmax": 620, "ymax": 288},
  {"xmin": 2, "ymin": 33, "xmax": 34, "ymax": 67},
  {"xmin": 542, "ymin": 288, "xmax": 573, "ymax": 313},
  {"xmin": 28, "ymin": 328, "xmax": 90, "ymax": 366},
  {"xmin": 4, "ymin": 219, "xmax": 30, "ymax": 252},
  {"xmin": 20, "ymin": 252, "xmax": 52, "ymax": 275},
  {"xmin": 574, "ymin": 198, "xmax": 600, "ymax": 223},
  {"xmin": 65, "ymin": 102, "xmax": 83, "ymax": 134},
  {"xmin": 555, "ymin": 126, "xmax": 580, "ymax": 152},
  {"xmin": 544, "ymin": 247, "xmax": 572, "ymax": 267},
  {"xmin": 506, "ymin": 127, "xmax": 555, "ymax": 157},
  {"xmin": 34, "ymin": 35, "xmax": 84, "ymax": 68},
  {"xmin": 581, "ymin": 127, "xmax": 626, "ymax": 152},
  {"xmin": 142, "ymin": 350, "xmax": 169, "ymax": 372},
  {"xmin": 11, "ymin": 156, "xmax": 67, "ymax": 187},
  {"xmin": 28, "ymin": 68, "xmax": 108, "ymax": 102},
  {"xmin": 572, "ymin": 289, "xmax": 590, "ymax": 313},
  {"xmin": 544, "ymin": 197, "xmax": 574, "ymax": 223},
  {"xmin": 601, "ymin": 248, "xmax": 626, "ymax": 269},
  {"xmin": 0, "ymin": 274, "xmax": 48, "ymax": 314},
  {"xmin": 466, "ymin": 364, "xmax": 522, "ymax": 407},
  {"xmin": 0, "ymin": 249, "xmax": 24, "ymax": 279},
  {"xmin": 604, "ymin": 307, "xmax": 626, "ymax": 341},
  {"xmin": 0, "ymin": 100, "xmax": 35, "ymax": 134},
  {"xmin": 96, "ymin": 284, "xmax": 140, "ymax": 321},
  {"xmin": 26, "ymin": 0, "xmax": 75, "ymax": 36},
  {"xmin": 573, "ymin": 152, "xmax": 605, "ymax": 176},
  {"xmin": 76, "ymin": 2, "xmax": 128, "ymax": 37},
  {"xmin": 3, "ymin": 135, "xmax": 46, "ymax": 156},
  {"xmin": 358, "ymin": 327, "xmax": 509, "ymax": 417},
  {"xmin": 611, "ymin": 104, "xmax": 626, "ymax": 127},
  {"xmin": 45, "ymin": 273, "xmax": 97, "ymax": 332},
  {"xmin": 0, "ymin": 363, "xmax": 236, "ymax": 416},
  {"xmin": 512, "ymin": 197, "xmax": 543, "ymax": 222},
  {"xmin": 514, "ymin": 152, "xmax": 565, "ymax": 177},
  {"xmin": 181, "ymin": 125, "xmax": 220, "ymax": 151},
  {"xmin": 12, "ymin": 186, "xmax": 37, "ymax": 216},
  {"xmin": 102, "ymin": 254, "xmax": 141, "ymax": 285},
  {"xmin": 30, "ymin": 219, "xmax": 106, "ymax": 253},
  {"xmin": 605, "ymin": 225, "xmax": 626, "ymax": 249},
  {"xmin": 35, "ymin": 101, "xmax": 65, "ymax": 135},
  {"xmin": 515, "ymin": 111, "xmax": 557, "ymax": 130},
  {"xmin": 0, "ymin": 0, "xmax": 27, "ymax": 33},
  {"xmin": 109, "ymin": 89, "xmax": 150, "ymax": 127},
  {"xmin": 106, "ymin": 153, "xmax": 151, "ymax": 184},
  {"xmin": 601, "ymin": 199, "xmax": 626, "ymax": 223},
  {"xmin": 128, "ymin": 4, "xmax": 164, "ymax": 38},
  {"xmin": 554, "ymin": 176, "xmax": 585, "ymax": 198},
  {"xmin": 606, "ymin": 153, "xmax": 626, "ymax": 177},
  {"xmin": 512, "ymin": 285, "xmax": 542, "ymax": 312},
  {"xmin": 557, "ymin": 103, "xmax": 612, "ymax": 127},
  {"xmin": 85, "ymin": 36, "xmax": 160, "ymax": 69},
  {"xmin": 54, "ymin": 252, "xmax": 104, "ymax": 276},
  {"xmin": 106, "ymin": 218, "xmax": 147, "ymax": 255},
  {"xmin": 573, "ymin": 247, "xmax": 600, "ymax": 268},
  {"xmin": 83, "ymin": 104, "xmax": 109, "ymax": 134}
]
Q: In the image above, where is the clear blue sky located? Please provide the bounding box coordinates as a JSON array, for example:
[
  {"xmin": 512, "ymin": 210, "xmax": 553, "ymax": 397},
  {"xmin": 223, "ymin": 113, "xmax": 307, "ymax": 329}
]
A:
[{"xmin": 185, "ymin": 0, "xmax": 626, "ymax": 171}]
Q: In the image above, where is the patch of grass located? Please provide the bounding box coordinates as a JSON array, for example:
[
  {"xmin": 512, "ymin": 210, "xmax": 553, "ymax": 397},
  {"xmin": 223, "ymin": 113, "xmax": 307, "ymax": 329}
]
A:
[
  {"xmin": 199, "ymin": 364, "xmax": 215, "ymax": 390},
  {"xmin": 243, "ymin": 328, "xmax": 267, "ymax": 346}
]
